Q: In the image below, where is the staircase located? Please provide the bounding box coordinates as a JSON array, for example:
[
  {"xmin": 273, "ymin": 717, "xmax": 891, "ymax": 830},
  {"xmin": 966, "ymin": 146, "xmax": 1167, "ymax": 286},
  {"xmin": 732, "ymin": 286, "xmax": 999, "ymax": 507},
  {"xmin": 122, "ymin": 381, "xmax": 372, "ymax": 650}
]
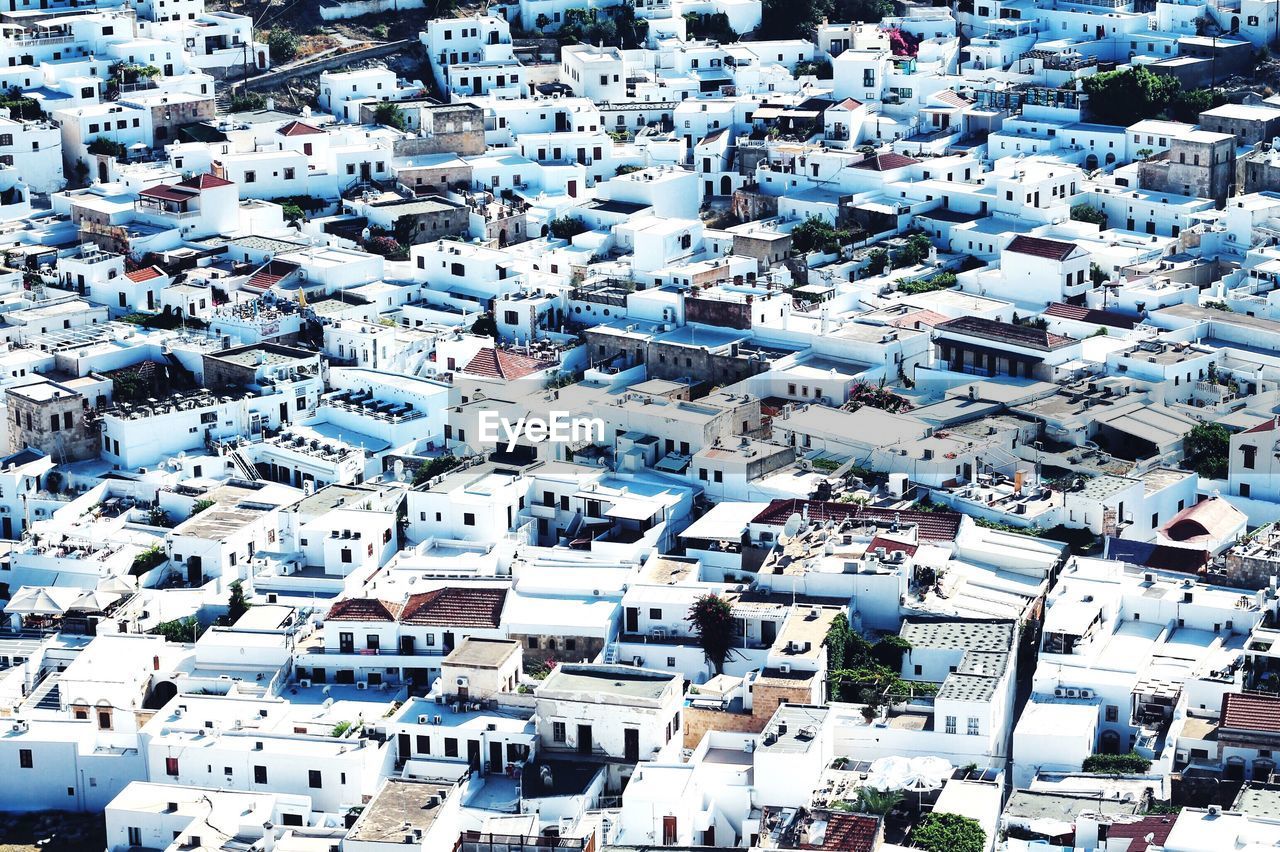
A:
[
  {"xmin": 228, "ymin": 447, "xmax": 260, "ymax": 481},
  {"xmin": 22, "ymin": 675, "xmax": 61, "ymax": 713},
  {"xmin": 214, "ymin": 90, "xmax": 233, "ymax": 114},
  {"xmin": 602, "ymin": 642, "xmax": 619, "ymax": 664}
]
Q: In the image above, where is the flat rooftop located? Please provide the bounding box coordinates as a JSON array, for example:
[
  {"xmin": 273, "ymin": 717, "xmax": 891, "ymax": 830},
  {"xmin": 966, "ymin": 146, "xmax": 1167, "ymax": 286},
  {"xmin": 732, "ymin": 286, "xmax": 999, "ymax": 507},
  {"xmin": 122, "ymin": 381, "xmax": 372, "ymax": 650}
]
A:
[
  {"xmin": 539, "ymin": 664, "xmax": 675, "ymax": 702},
  {"xmin": 348, "ymin": 779, "xmax": 453, "ymax": 842},
  {"xmin": 444, "ymin": 637, "xmax": 519, "ymax": 669}
]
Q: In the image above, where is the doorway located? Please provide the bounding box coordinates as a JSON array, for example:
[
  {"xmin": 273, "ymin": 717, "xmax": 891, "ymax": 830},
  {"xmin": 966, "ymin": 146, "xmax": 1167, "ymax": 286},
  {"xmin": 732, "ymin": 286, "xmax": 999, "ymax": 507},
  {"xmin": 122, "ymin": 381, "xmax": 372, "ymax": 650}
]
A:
[{"xmin": 577, "ymin": 724, "xmax": 592, "ymax": 755}]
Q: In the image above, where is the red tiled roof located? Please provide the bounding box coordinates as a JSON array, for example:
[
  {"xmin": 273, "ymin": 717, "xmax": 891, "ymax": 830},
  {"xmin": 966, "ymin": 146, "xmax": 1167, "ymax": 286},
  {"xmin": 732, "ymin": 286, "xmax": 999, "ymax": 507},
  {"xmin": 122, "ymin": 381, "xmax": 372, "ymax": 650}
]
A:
[
  {"xmin": 868, "ymin": 535, "xmax": 919, "ymax": 557},
  {"xmin": 462, "ymin": 347, "xmax": 558, "ymax": 381},
  {"xmin": 852, "ymin": 152, "xmax": 919, "ymax": 171},
  {"xmin": 1221, "ymin": 692, "xmax": 1280, "ymax": 734},
  {"xmin": 277, "ymin": 120, "xmax": 325, "ymax": 137},
  {"xmin": 1160, "ymin": 496, "xmax": 1246, "ymax": 543},
  {"xmin": 1006, "ymin": 235, "xmax": 1078, "ymax": 262},
  {"xmin": 751, "ymin": 499, "xmax": 962, "ymax": 543},
  {"xmin": 400, "ymin": 587, "xmax": 506, "ymax": 628},
  {"xmin": 812, "ymin": 813, "xmax": 879, "ymax": 851},
  {"xmin": 177, "ymin": 172, "xmax": 234, "ymax": 190},
  {"xmin": 933, "ymin": 89, "xmax": 974, "ymax": 109},
  {"xmin": 832, "ymin": 97, "xmax": 862, "ymax": 110},
  {"xmin": 936, "ymin": 316, "xmax": 1077, "ymax": 351},
  {"xmin": 139, "ymin": 184, "xmax": 194, "ymax": 202},
  {"xmin": 126, "ymin": 266, "xmax": 164, "ymax": 283},
  {"xmin": 889, "ymin": 309, "xmax": 950, "ymax": 330},
  {"xmin": 1044, "ymin": 302, "xmax": 1137, "ymax": 330},
  {"xmin": 327, "ymin": 598, "xmax": 403, "ymax": 622},
  {"xmin": 1244, "ymin": 415, "xmax": 1280, "ymax": 434},
  {"xmin": 1105, "ymin": 816, "xmax": 1176, "ymax": 846}
]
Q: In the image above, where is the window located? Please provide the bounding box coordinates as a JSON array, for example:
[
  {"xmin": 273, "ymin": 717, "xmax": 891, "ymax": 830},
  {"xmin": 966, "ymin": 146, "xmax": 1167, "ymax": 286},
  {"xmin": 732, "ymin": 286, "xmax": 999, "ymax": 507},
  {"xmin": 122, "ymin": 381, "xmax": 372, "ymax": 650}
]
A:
[
  {"xmin": 464, "ymin": 512, "xmax": 475, "ymax": 526},
  {"xmin": 444, "ymin": 738, "xmax": 458, "ymax": 757},
  {"xmin": 244, "ymin": 171, "xmax": 256, "ymax": 183},
  {"xmin": 254, "ymin": 765, "xmax": 267, "ymax": 784},
  {"xmin": 528, "ymin": 636, "xmax": 539, "ymax": 649},
  {"xmin": 649, "ymin": 608, "xmax": 662, "ymax": 619},
  {"xmin": 283, "ymin": 167, "xmax": 295, "ymax": 180},
  {"xmin": 1243, "ymin": 445, "xmax": 1257, "ymax": 469},
  {"xmin": 1106, "ymin": 705, "xmax": 1119, "ymax": 722},
  {"xmin": 1242, "ymin": 483, "xmax": 1252, "ymax": 497},
  {"xmin": 128, "ymin": 828, "xmax": 141, "ymax": 846},
  {"xmin": 308, "ymin": 770, "xmax": 322, "ymax": 788},
  {"xmin": 165, "ymin": 757, "xmax": 179, "ymax": 776},
  {"xmin": 967, "ymin": 717, "xmax": 980, "ymax": 736},
  {"xmin": 416, "ymin": 735, "xmax": 430, "ymax": 754},
  {"xmin": 944, "ymin": 716, "xmax": 957, "ymax": 735},
  {"xmin": 552, "ymin": 721, "xmax": 566, "ymax": 742}
]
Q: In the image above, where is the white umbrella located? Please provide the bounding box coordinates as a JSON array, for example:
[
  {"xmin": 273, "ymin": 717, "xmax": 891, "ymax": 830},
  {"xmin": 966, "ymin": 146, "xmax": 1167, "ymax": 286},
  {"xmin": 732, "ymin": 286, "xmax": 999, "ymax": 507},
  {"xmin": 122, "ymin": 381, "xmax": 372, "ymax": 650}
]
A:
[
  {"xmin": 68, "ymin": 589, "xmax": 121, "ymax": 612},
  {"xmin": 866, "ymin": 755, "xmax": 912, "ymax": 790},
  {"xmin": 905, "ymin": 756, "xmax": 952, "ymax": 788},
  {"xmin": 4, "ymin": 585, "xmax": 78, "ymax": 616},
  {"xmin": 100, "ymin": 575, "xmax": 137, "ymax": 594},
  {"xmin": 1028, "ymin": 817, "xmax": 1074, "ymax": 837}
]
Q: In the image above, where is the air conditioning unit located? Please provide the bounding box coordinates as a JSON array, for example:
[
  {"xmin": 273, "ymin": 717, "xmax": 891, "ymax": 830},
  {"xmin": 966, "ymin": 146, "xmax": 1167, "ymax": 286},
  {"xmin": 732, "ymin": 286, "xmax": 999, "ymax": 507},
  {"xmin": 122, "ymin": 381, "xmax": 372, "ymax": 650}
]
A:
[
  {"xmin": 1066, "ymin": 688, "xmax": 1080, "ymax": 698},
  {"xmin": 1079, "ymin": 689, "xmax": 1093, "ymax": 699},
  {"xmin": 299, "ymin": 679, "xmax": 312, "ymax": 688},
  {"xmin": 1054, "ymin": 687, "xmax": 1067, "ymax": 698},
  {"xmin": 779, "ymin": 663, "xmax": 792, "ymax": 674},
  {"xmin": 356, "ymin": 681, "xmax": 368, "ymax": 690},
  {"xmin": 418, "ymin": 714, "xmax": 430, "ymax": 725},
  {"xmin": 456, "ymin": 676, "xmax": 469, "ymax": 687},
  {"xmin": 10, "ymin": 720, "xmax": 27, "ymax": 733}
]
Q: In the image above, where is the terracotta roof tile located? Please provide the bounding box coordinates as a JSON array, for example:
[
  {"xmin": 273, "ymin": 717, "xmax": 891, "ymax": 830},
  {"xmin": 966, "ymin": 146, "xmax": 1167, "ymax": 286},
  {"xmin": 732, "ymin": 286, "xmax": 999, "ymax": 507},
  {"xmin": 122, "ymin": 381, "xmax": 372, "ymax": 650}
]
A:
[
  {"xmin": 852, "ymin": 152, "xmax": 919, "ymax": 171},
  {"xmin": 177, "ymin": 172, "xmax": 234, "ymax": 190},
  {"xmin": 1221, "ymin": 692, "xmax": 1280, "ymax": 734},
  {"xmin": 327, "ymin": 598, "xmax": 403, "ymax": 622},
  {"xmin": 814, "ymin": 812, "xmax": 879, "ymax": 851},
  {"xmin": 1044, "ymin": 302, "xmax": 1136, "ymax": 330},
  {"xmin": 400, "ymin": 587, "xmax": 506, "ymax": 628},
  {"xmin": 126, "ymin": 266, "xmax": 164, "ymax": 283},
  {"xmin": 1159, "ymin": 496, "xmax": 1246, "ymax": 543},
  {"xmin": 751, "ymin": 499, "xmax": 961, "ymax": 542},
  {"xmin": 1006, "ymin": 235, "xmax": 1078, "ymax": 262},
  {"xmin": 462, "ymin": 347, "xmax": 558, "ymax": 381},
  {"xmin": 1104, "ymin": 816, "xmax": 1176, "ymax": 846},
  {"xmin": 276, "ymin": 120, "xmax": 325, "ymax": 137}
]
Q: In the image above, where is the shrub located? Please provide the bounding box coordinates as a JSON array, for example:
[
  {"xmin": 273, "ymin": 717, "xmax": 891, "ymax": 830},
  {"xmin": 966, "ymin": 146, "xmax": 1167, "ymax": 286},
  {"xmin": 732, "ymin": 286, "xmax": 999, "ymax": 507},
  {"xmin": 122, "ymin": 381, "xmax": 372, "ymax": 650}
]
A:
[
  {"xmin": 1083, "ymin": 752, "xmax": 1152, "ymax": 774},
  {"xmin": 373, "ymin": 102, "xmax": 408, "ymax": 131},
  {"xmin": 1071, "ymin": 204, "xmax": 1108, "ymax": 227}
]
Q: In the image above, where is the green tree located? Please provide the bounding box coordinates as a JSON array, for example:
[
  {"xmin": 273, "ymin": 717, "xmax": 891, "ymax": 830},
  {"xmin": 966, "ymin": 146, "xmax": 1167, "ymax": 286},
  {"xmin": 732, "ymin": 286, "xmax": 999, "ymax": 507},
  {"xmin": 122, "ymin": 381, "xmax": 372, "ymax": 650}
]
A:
[
  {"xmin": 373, "ymin": 102, "xmax": 408, "ymax": 131},
  {"xmin": 266, "ymin": 29, "xmax": 300, "ymax": 62},
  {"xmin": 791, "ymin": 216, "xmax": 851, "ymax": 254},
  {"xmin": 87, "ymin": 137, "xmax": 128, "ymax": 159},
  {"xmin": 1082, "ymin": 67, "xmax": 1180, "ymax": 126},
  {"xmin": 1168, "ymin": 87, "xmax": 1227, "ymax": 123},
  {"xmin": 895, "ymin": 233, "xmax": 933, "ymax": 268},
  {"xmin": 687, "ymin": 594, "xmax": 738, "ymax": 675},
  {"xmin": 1183, "ymin": 422, "xmax": 1230, "ymax": 480},
  {"xmin": 150, "ymin": 616, "xmax": 201, "ymax": 643},
  {"xmin": 191, "ymin": 498, "xmax": 216, "ymax": 516},
  {"xmin": 911, "ymin": 812, "xmax": 986, "ymax": 852},
  {"xmin": 412, "ymin": 455, "xmax": 462, "ymax": 486},
  {"xmin": 1090, "ymin": 262, "xmax": 1109, "ymax": 288},
  {"xmin": 548, "ymin": 215, "xmax": 588, "ymax": 240},
  {"xmin": 227, "ymin": 580, "xmax": 250, "ymax": 624},
  {"xmin": 1071, "ymin": 204, "xmax": 1108, "ymax": 227},
  {"xmin": 866, "ymin": 248, "xmax": 889, "ymax": 275}
]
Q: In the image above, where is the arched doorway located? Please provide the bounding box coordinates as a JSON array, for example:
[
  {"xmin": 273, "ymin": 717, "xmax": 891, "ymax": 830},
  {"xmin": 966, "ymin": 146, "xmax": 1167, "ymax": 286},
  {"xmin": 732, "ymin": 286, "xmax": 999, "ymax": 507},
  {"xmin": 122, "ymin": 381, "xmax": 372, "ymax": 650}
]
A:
[
  {"xmin": 1105, "ymin": 153, "xmax": 1116, "ymax": 165},
  {"xmin": 145, "ymin": 679, "xmax": 178, "ymax": 710},
  {"xmin": 1099, "ymin": 730, "xmax": 1121, "ymax": 754},
  {"xmin": 498, "ymin": 229, "xmax": 507, "ymax": 247},
  {"xmin": 721, "ymin": 175, "xmax": 732, "ymax": 195},
  {"xmin": 1084, "ymin": 154, "xmax": 1098, "ymax": 171},
  {"xmin": 1226, "ymin": 756, "xmax": 1246, "ymax": 781},
  {"xmin": 97, "ymin": 160, "xmax": 108, "ymax": 183}
]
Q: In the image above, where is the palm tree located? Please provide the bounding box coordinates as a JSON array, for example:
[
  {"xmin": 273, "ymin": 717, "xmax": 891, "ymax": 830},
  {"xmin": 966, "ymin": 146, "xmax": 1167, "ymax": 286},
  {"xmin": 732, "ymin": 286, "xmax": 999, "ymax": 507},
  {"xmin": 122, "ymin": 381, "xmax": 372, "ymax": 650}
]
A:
[{"xmin": 855, "ymin": 787, "xmax": 903, "ymax": 816}]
